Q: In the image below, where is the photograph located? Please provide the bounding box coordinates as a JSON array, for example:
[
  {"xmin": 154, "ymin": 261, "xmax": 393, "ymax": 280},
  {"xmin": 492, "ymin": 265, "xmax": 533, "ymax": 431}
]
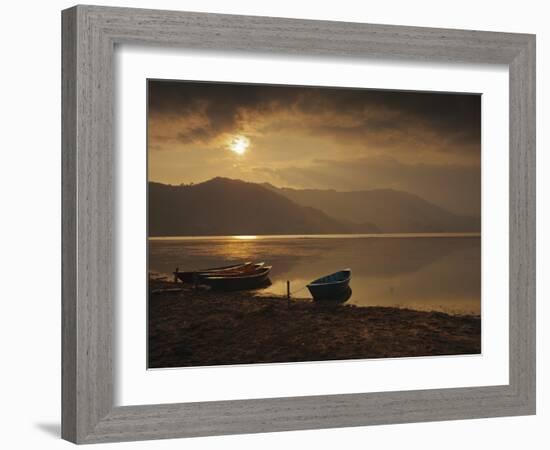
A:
[{"xmin": 147, "ymin": 80, "xmax": 482, "ymax": 368}]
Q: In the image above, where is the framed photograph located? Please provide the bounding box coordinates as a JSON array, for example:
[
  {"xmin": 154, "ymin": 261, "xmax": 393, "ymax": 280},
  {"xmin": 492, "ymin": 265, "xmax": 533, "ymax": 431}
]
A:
[
  {"xmin": 62, "ymin": 5, "xmax": 536, "ymax": 444},
  {"xmin": 147, "ymin": 80, "xmax": 483, "ymax": 368}
]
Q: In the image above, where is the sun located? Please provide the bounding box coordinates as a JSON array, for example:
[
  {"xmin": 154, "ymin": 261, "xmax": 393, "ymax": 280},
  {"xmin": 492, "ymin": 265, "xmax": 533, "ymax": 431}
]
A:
[{"xmin": 229, "ymin": 135, "xmax": 250, "ymax": 155}]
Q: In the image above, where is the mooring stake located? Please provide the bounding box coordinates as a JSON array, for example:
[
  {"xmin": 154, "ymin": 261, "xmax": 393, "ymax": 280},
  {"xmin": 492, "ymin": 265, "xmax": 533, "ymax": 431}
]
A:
[{"xmin": 287, "ymin": 280, "xmax": 291, "ymax": 308}]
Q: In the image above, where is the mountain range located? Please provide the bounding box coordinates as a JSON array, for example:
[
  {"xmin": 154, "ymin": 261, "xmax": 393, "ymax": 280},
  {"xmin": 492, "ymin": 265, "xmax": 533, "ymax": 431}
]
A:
[
  {"xmin": 263, "ymin": 183, "xmax": 480, "ymax": 234},
  {"xmin": 148, "ymin": 177, "xmax": 480, "ymax": 236}
]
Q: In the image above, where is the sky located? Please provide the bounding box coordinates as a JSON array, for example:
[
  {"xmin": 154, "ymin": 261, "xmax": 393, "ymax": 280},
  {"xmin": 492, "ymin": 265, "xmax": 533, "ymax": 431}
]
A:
[{"xmin": 148, "ymin": 80, "xmax": 481, "ymax": 215}]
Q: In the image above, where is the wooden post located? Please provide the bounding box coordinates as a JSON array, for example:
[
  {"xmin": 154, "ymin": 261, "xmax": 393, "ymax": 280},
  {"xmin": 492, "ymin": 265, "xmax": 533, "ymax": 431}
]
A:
[{"xmin": 286, "ymin": 280, "xmax": 290, "ymax": 308}]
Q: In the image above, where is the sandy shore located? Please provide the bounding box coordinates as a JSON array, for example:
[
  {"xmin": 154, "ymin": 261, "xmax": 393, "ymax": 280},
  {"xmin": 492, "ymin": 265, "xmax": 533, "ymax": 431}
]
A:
[{"xmin": 148, "ymin": 279, "xmax": 481, "ymax": 368}]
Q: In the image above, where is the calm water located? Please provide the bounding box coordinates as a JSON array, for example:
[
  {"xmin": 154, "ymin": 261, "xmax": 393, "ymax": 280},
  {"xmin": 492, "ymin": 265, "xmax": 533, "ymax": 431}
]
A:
[{"xmin": 149, "ymin": 234, "xmax": 481, "ymax": 315}]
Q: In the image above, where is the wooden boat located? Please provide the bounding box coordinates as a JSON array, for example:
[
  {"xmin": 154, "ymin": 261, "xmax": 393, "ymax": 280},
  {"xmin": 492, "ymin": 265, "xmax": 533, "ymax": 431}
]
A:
[
  {"xmin": 202, "ymin": 266, "xmax": 272, "ymax": 291},
  {"xmin": 174, "ymin": 262, "xmax": 262, "ymax": 283},
  {"xmin": 307, "ymin": 269, "xmax": 352, "ymax": 300}
]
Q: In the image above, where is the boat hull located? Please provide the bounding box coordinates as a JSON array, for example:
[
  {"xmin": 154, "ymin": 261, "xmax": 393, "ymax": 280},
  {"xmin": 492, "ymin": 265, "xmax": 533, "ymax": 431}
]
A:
[
  {"xmin": 313, "ymin": 287, "xmax": 352, "ymax": 304},
  {"xmin": 307, "ymin": 269, "xmax": 352, "ymax": 301},
  {"xmin": 202, "ymin": 267, "xmax": 272, "ymax": 291},
  {"xmin": 307, "ymin": 280, "xmax": 350, "ymax": 299},
  {"xmin": 174, "ymin": 262, "xmax": 255, "ymax": 283}
]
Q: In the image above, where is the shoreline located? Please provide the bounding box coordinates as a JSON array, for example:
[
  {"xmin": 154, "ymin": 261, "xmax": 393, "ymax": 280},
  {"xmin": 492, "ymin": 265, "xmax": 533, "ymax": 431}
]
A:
[{"xmin": 148, "ymin": 280, "xmax": 481, "ymax": 368}]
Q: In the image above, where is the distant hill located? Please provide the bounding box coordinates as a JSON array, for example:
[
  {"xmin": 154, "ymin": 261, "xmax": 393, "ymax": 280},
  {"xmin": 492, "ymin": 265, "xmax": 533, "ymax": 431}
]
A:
[
  {"xmin": 262, "ymin": 184, "xmax": 480, "ymax": 234},
  {"xmin": 148, "ymin": 178, "xmax": 380, "ymax": 236}
]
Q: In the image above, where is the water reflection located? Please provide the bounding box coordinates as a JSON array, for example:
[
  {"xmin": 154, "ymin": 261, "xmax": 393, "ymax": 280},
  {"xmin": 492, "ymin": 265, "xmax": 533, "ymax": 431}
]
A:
[{"xmin": 149, "ymin": 235, "xmax": 481, "ymax": 315}]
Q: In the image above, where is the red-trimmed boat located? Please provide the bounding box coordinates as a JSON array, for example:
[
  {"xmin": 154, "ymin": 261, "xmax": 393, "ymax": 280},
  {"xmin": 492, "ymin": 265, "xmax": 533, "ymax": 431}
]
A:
[
  {"xmin": 201, "ymin": 265, "xmax": 272, "ymax": 291},
  {"xmin": 174, "ymin": 262, "xmax": 263, "ymax": 283}
]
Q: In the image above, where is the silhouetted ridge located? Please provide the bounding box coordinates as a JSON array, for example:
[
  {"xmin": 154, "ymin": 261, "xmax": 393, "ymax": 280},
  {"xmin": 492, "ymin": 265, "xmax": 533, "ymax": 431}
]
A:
[
  {"xmin": 263, "ymin": 184, "xmax": 480, "ymax": 233},
  {"xmin": 149, "ymin": 178, "xmax": 379, "ymax": 236}
]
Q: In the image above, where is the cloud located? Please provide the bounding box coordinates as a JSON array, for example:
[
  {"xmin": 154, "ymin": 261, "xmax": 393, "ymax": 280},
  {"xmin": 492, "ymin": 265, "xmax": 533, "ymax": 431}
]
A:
[
  {"xmin": 148, "ymin": 80, "xmax": 481, "ymax": 157},
  {"xmin": 148, "ymin": 80, "xmax": 481, "ymax": 214}
]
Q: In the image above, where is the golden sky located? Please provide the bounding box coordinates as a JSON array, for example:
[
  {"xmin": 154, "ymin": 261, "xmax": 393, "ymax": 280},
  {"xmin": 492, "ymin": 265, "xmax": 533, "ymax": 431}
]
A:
[{"xmin": 148, "ymin": 80, "xmax": 481, "ymax": 215}]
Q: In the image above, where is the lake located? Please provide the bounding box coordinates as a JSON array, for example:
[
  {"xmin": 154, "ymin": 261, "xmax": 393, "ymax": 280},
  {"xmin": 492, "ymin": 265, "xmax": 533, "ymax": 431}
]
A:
[{"xmin": 148, "ymin": 234, "xmax": 481, "ymax": 315}]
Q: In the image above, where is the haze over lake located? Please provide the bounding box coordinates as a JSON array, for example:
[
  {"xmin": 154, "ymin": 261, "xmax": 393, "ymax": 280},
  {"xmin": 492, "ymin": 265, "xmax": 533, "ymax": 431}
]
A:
[{"xmin": 149, "ymin": 234, "xmax": 481, "ymax": 315}]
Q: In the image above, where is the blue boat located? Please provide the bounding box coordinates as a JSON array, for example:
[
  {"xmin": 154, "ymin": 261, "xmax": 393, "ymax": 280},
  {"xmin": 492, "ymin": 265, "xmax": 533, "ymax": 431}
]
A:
[{"xmin": 307, "ymin": 269, "xmax": 352, "ymax": 300}]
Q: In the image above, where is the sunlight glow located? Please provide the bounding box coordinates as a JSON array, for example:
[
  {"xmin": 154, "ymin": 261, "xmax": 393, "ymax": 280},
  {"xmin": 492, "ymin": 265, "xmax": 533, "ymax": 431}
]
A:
[{"xmin": 229, "ymin": 135, "xmax": 250, "ymax": 155}]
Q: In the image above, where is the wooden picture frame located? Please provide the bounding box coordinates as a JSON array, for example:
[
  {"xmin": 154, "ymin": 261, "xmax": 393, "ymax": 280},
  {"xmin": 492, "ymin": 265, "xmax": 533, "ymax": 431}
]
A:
[{"xmin": 61, "ymin": 5, "xmax": 536, "ymax": 444}]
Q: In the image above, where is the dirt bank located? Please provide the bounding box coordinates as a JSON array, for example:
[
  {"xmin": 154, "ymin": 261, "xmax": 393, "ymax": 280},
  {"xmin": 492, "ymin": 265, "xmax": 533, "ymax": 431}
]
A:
[{"xmin": 148, "ymin": 280, "xmax": 481, "ymax": 368}]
